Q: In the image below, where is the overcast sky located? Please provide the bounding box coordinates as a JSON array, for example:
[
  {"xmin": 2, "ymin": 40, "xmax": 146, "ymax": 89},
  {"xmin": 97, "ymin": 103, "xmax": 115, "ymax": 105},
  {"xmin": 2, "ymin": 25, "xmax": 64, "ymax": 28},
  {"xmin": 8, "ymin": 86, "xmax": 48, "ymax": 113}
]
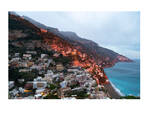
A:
[{"xmin": 16, "ymin": 11, "xmax": 140, "ymax": 59}]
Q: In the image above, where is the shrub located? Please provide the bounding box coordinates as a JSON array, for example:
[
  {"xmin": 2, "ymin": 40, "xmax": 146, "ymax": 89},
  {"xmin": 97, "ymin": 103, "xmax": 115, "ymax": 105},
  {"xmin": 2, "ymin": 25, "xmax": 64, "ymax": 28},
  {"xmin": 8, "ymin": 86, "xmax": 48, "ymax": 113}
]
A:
[{"xmin": 120, "ymin": 96, "xmax": 140, "ymax": 99}]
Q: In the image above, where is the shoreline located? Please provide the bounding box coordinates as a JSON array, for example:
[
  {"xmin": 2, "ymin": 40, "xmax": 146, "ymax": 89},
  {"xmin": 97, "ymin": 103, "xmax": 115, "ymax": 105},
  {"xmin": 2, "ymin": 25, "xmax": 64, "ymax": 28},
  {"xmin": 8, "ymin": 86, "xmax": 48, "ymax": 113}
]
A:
[
  {"xmin": 103, "ymin": 62, "xmax": 122, "ymax": 99},
  {"xmin": 104, "ymin": 82, "xmax": 122, "ymax": 99},
  {"xmin": 103, "ymin": 59, "xmax": 140, "ymax": 98}
]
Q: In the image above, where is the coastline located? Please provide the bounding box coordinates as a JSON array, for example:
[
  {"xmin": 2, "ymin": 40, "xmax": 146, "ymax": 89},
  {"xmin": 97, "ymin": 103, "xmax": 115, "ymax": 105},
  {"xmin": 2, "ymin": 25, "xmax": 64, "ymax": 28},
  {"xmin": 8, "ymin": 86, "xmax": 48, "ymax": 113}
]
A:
[
  {"xmin": 104, "ymin": 59, "xmax": 140, "ymax": 98},
  {"xmin": 104, "ymin": 82, "xmax": 122, "ymax": 99},
  {"xmin": 103, "ymin": 62, "xmax": 123, "ymax": 99}
]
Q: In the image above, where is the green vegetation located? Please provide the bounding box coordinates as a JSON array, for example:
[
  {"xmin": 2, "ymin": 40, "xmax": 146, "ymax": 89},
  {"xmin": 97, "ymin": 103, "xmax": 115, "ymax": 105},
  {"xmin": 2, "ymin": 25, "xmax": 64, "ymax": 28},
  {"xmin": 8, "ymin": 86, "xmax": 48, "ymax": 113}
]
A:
[
  {"xmin": 9, "ymin": 44, "xmax": 27, "ymax": 56},
  {"xmin": 34, "ymin": 47, "xmax": 54, "ymax": 57},
  {"xmin": 21, "ymin": 72, "xmax": 36, "ymax": 82},
  {"xmin": 67, "ymin": 89, "xmax": 89, "ymax": 99},
  {"xmin": 70, "ymin": 82, "xmax": 80, "ymax": 89},
  {"xmin": 9, "ymin": 15, "xmax": 38, "ymax": 32},
  {"xmin": 53, "ymin": 54, "xmax": 71, "ymax": 65},
  {"xmin": 120, "ymin": 96, "xmax": 140, "ymax": 99},
  {"xmin": 43, "ymin": 93, "xmax": 60, "ymax": 99},
  {"xmin": 47, "ymin": 83, "xmax": 57, "ymax": 90},
  {"xmin": 76, "ymin": 92, "xmax": 89, "ymax": 99},
  {"xmin": 9, "ymin": 67, "xmax": 37, "ymax": 84}
]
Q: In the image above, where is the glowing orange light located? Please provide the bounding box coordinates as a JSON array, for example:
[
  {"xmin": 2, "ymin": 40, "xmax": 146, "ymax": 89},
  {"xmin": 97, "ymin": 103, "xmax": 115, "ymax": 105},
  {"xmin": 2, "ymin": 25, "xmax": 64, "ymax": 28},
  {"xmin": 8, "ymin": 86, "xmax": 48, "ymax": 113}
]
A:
[{"xmin": 40, "ymin": 28, "xmax": 47, "ymax": 33}]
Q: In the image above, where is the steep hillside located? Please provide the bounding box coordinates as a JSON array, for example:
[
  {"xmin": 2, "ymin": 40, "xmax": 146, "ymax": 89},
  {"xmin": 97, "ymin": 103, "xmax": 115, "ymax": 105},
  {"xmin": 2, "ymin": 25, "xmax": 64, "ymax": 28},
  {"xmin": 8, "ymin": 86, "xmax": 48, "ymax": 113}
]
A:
[
  {"xmin": 22, "ymin": 15, "xmax": 132, "ymax": 68},
  {"xmin": 9, "ymin": 13, "xmax": 110, "ymax": 85}
]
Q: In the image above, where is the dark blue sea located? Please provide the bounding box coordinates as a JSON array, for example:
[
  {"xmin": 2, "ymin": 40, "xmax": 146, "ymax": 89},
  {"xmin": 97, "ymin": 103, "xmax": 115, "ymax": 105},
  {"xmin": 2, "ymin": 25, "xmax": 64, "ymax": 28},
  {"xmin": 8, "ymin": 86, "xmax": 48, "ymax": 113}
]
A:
[{"xmin": 104, "ymin": 59, "xmax": 140, "ymax": 97}]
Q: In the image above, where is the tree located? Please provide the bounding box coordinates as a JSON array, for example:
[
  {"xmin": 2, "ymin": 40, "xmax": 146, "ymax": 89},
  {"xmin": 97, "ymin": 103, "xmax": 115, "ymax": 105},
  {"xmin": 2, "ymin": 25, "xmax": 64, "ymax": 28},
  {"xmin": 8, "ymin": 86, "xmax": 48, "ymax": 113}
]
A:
[
  {"xmin": 47, "ymin": 83, "xmax": 57, "ymax": 90},
  {"xmin": 21, "ymin": 72, "xmax": 36, "ymax": 82},
  {"xmin": 43, "ymin": 93, "xmax": 60, "ymax": 99}
]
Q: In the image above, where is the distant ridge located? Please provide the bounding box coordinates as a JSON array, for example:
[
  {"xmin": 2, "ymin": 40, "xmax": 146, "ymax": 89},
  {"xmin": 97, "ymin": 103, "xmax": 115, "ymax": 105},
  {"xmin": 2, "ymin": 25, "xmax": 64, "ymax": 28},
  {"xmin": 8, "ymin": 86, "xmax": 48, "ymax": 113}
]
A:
[{"xmin": 22, "ymin": 14, "xmax": 132, "ymax": 67}]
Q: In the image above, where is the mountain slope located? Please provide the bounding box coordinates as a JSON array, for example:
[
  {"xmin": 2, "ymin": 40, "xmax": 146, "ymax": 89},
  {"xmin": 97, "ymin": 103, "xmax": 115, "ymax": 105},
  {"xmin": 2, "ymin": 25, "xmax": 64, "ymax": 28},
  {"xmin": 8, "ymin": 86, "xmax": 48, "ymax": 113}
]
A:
[
  {"xmin": 22, "ymin": 15, "xmax": 132, "ymax": 68},
  {"xmin": 9, "ymin": 13, "xmax": 132, "ymax": 86}
]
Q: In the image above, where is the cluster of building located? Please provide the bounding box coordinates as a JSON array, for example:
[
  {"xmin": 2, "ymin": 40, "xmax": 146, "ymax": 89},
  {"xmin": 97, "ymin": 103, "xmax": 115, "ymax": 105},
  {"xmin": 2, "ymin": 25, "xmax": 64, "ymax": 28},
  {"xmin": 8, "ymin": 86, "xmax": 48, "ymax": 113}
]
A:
[
  {"xmin": 43, "ymin": 37, "xmax": 109, "ymax": 86},
  {"xmin": 9, "ymin": 50, "xmax": 109, "ymax": 99}
]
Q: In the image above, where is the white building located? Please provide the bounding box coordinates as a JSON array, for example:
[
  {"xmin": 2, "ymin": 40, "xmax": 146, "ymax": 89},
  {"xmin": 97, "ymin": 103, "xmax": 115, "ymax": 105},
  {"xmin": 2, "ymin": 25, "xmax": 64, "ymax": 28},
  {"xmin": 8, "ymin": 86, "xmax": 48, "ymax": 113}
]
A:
[
  {"xmin": 26, "ymin": 81, "xmax": 47, "ymax": 89},
  {"xmin": 19, "ymin": 69, "xmax": 31, "ymax": 72},
  {"xmin": 18, "ymin": 79, "xmax": 25, "ymax": 83},
  {"xmin": 26, "ymin": 51, "xmax": 37, "ymax": 54},
  {"xmin": 60, "ymin": 81, "xmax": 67, "ymax": 88},
  {"xmin": 51, "ymin": 74, "xmax": 59, "ymax": 79},
  {"xmin": 35, "ymin": 89, "xmax": 45, "ymax": 94},
  {"xmin": 41, "ymin": 54, "xmax": 47, "ymax": 59},
  {"xmin": 33, "ymin": 81, "xmax": 47, "ymax": 89},
  {"xmin": 9, "ymin": 81, "xmax": 14, "ymax": 89},
  {"xmin": 47, "ymin": 70, "xmax": 53, "ymax": 75},
  {"xmin": 23, "ymin": 54, "xmax": 32, "ymax": 60},
  {"xmin": 34, "ymin": 76, "xmax": 42, "ymax": 81},
  {"xmin": 15, "ymin": 53, "xmax": 20, "ymax": 57},
  {"xmin": 18, "ymin": 87, "xmax": 24, "ymax": 93},
  {"xmin": 11, "ymin": 57, "xmax": 21, "ymax": 62},
  {"xmin": 48, "ymin": 59, "xmax": 53, "ymax": 64},
  {"xmin": 11, "ymin": 89, "xmax": 19, "ymax": 96},
  {"xmin": 67, "ymin": 69, "xmax": 79, "ymax": 72},
  {"xmin": 43, "ymin": 76, "xmax": 52, "ymax": 83},
  {"xmin": 21, "ymin": 62, "xmax": 28, "ymax": 67},
  {"xmin": 23, "ymin": 54, "xmax": 31, "ymax": 57},
  {"xmin": 34, "ymin": 94, "xmax": 42, "ymax": 99}
]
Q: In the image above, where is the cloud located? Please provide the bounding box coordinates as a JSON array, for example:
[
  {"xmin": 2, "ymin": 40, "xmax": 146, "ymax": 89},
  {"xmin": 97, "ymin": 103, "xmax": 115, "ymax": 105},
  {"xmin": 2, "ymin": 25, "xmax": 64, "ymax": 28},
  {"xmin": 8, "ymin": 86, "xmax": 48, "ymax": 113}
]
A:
[{"xmin": 16, "ymin": 11, "xmax": 140, "ymax": 59}]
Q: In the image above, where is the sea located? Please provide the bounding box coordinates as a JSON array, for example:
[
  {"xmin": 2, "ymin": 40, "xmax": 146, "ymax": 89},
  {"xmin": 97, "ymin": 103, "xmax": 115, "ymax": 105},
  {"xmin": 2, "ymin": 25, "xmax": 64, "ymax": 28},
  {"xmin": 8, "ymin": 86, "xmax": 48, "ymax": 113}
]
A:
[{"xmin": 104, "ymin": 59, "xmax": 140, "ymax": 97}]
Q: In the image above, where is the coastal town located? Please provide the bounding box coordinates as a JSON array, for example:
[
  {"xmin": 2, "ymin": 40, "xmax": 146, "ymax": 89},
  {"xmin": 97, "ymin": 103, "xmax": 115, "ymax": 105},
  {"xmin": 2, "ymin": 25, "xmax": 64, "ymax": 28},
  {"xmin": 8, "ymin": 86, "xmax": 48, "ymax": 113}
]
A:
[
  {"xmin": 9, "ymin": 49, "xmax": 110, "ymax": 99},
  {"xmin": 8, "ymin": 13, "xmax": 124, "ymax": 99}
]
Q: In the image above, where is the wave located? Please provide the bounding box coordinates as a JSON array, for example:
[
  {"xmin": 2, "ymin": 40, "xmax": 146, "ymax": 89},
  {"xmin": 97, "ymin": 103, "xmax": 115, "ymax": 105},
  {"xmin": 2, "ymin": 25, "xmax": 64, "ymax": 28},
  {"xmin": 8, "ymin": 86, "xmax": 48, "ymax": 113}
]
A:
[{"xmin": 109, "ymin": 81, "xmax": 124, "ymax": 96}]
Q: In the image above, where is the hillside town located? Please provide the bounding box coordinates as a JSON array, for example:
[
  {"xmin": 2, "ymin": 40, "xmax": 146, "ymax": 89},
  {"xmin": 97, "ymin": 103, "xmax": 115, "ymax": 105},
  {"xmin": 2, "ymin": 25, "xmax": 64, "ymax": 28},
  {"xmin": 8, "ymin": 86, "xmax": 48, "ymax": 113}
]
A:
[{"xmin": 9, "ymin": 50, "xmax": 110, "ymax": 99}]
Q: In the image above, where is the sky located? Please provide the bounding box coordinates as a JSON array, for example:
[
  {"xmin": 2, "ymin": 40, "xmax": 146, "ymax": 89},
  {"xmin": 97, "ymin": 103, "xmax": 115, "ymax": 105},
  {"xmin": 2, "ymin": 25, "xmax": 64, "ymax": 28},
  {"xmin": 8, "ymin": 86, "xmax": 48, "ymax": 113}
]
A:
[{"xmin": 16, "ymin": 11, "xmax": 140, "ymax": 59}]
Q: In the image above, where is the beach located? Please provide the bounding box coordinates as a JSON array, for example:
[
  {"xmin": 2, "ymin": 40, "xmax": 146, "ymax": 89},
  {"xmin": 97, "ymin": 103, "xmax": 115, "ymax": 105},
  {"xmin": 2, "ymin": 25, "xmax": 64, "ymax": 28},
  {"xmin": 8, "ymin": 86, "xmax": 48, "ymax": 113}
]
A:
[
  {"xmin": 104, "ymin": 82, "xmax": 121, "ymax": 99},
  {"xmin": 104, "ymin": 60, "xmax": 140, "ymax": 97}
]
